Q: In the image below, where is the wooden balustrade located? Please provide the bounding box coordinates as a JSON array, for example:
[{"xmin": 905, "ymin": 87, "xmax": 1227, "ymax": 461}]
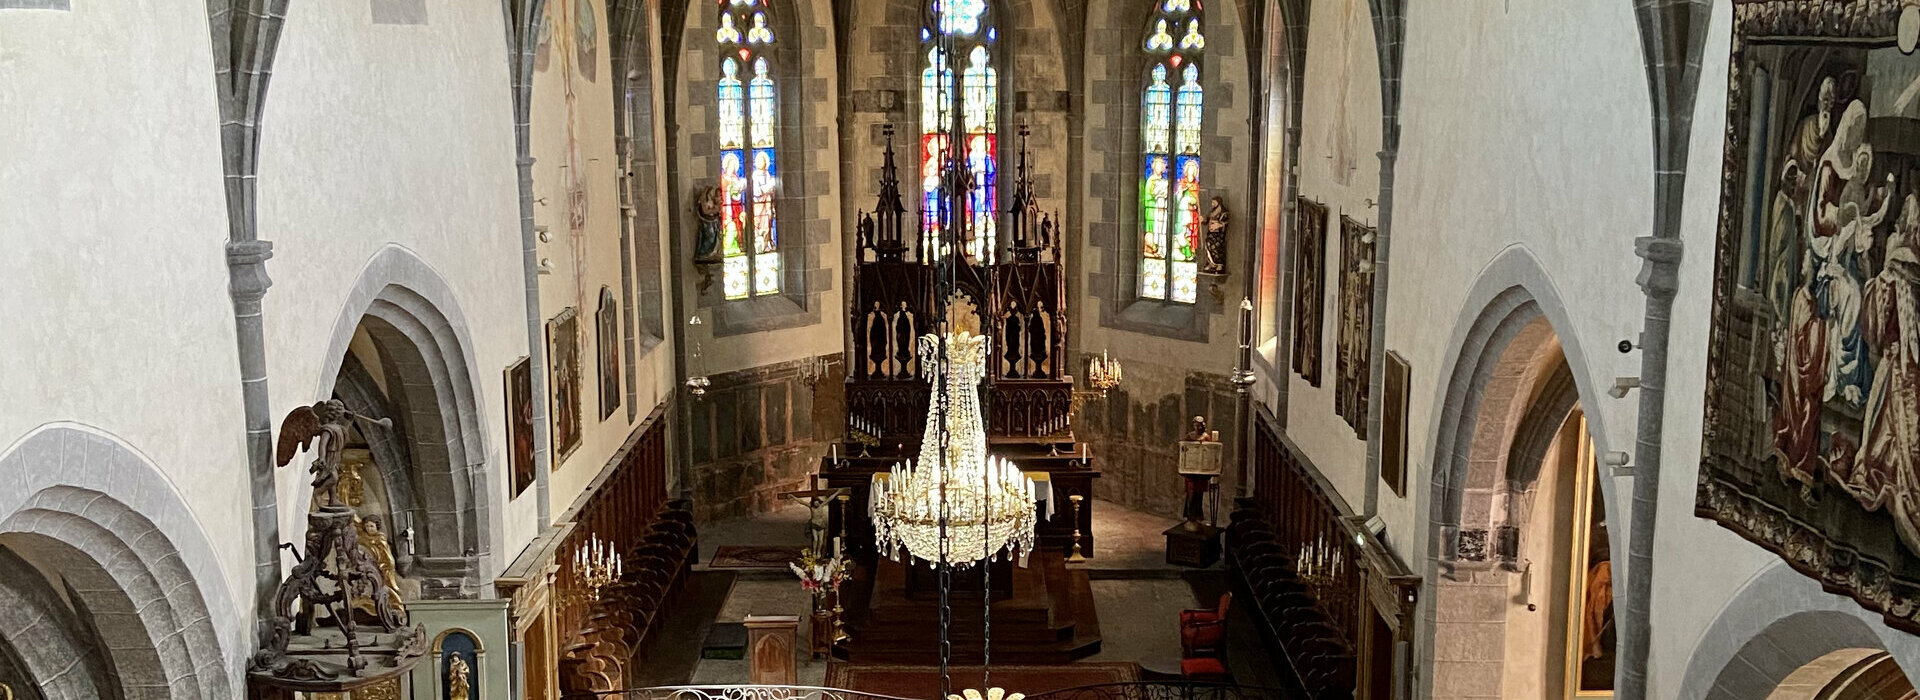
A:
[
  {"xmin": 1233, "ymin": 407, "xmax": 1417, "ymax": 698},
  {"xmin": 552, "ymin": 407, "xmax": 692, "ymax": 696}
]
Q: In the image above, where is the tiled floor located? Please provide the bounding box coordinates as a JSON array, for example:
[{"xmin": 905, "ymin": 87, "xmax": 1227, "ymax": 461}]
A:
[{"xmin": 680, "ymin": 499, "xmax": 1211, "ymax": 687}]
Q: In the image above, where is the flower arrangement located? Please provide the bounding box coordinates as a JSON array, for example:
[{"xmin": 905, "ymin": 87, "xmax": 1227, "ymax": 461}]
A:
[{"xmin": 789, "ymin": 547, "xmax": 846, "ymax": 600}]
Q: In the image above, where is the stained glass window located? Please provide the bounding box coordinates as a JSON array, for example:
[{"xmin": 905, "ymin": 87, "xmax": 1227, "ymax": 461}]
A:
[
  {"xmin": 717, "ymin": 0, "xmax": 780, "ymax": 300},
  {"xmin": 1139, "ymin": 0, "xmax": 1202, "ymax": 304},
  {"xmin": 922, "ymin": 0, "xmax": 997, "ymax": 263}
]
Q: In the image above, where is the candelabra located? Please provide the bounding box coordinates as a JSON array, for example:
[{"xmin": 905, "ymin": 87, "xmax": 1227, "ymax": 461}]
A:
[
  {"xmin": 572, "ymin": 533, "xmax": 623, "ymax": 603},
  {"xmin": 1086, "ymin": 350, "xmax": 1123, "ymax": 395},
  {"xmin": 1295, "ymin": 534, "xmax": 1346, "ymax": 607}
]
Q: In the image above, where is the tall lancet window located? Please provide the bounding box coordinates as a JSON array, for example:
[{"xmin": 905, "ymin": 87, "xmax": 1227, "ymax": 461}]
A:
[
  {"xmin": 717, "ymin": 0, "xmax": 781, "ymax": 300},
  {"xmin": 921, "ymin": 0, "xmax": 998, "ymax": 262},
  {"xmin": 1139, "ymin": 0, "xmax": 1203, "ymax": 303}
]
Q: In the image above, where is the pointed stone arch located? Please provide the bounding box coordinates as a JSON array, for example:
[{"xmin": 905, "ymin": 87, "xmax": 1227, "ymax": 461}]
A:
[
  {"xmin": 0, "ymin": 424, "xmax": 239, "ymax": 700},
  {"xmin": 1415, "ymin": 246, "xmax": 1623, "ymax": 698},
  {"xmin": 309, "ymin": 244, "xmax": 496, "ymax": 598}
]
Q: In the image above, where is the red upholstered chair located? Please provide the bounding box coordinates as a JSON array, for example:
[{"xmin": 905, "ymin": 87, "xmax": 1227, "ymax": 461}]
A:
[
  {"xmin": 1180, "ymin": 657, "xmax": 1228, "ymax": 682},
  {"xmin": 1181, "ymin": 592, "xmax": 1231, "ymax": 626},
  {"xmin": 1180, "ymin": 593, "xmax": 1231, "ymax": 658}
]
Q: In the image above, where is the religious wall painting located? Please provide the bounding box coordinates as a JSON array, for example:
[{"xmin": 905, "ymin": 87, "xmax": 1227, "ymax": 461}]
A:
[
  {"xmin": 1565, "ymin": 413, "xmax": 1614, "ymax": 695},
  {"xmin": 1335, "ymin": 215, "xmax": 1375, "ymax": 437},
  {"xmin": 574, "ymin": 0, "xmax": 598, "ymax": 82},
  {"xmin": 1202, "ymin": 195, "xmax": 1230, "ymax": 276},
  {"xmin": 596, "ymin": 287, "xmax": 621, "ymax": 421},
  {"xmin": 507, "ymin": 357, "xmax": 536, "ymax": 496},
  {"xmin": 1382, "ymin": 350, "xmax": 1409, "ymax": 498},
  {"xmin": 534, "ymin": 2, "xmax": 554, "ymax": 71},
  {"xmin": 1698, "ymin": 0, "xmax": 1920, "ymax": 633},
  {"xmin": 1292, "ymin": 198, "xmax": 1328, "ymax": 386},
  {"xmin": 548, "ymin": 308, "xmax": 583, "ymax": 461}
]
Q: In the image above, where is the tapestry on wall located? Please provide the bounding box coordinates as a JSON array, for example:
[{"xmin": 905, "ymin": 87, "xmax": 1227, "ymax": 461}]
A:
[
  {"xmin": 597, "ymin": 287, "xmax": 621, "ymax": 420},
  {"xmin": 506, "ymin": 356, "xmax": 535, "ymax": 496},
  {"xmin": 1698, "ymin": 0, "xmax": 1920, "ymax": 634},
  {"xmin": 1292, "ymin": 197, "xmax": 1328, "ymax": 386},
  {"xmin": 1335, "ymin": 215, "xmax": 1374, "ymax": 437},
  {"xmin": 548, "ymin": 308, "xmax": 583, "ymax": 460}
]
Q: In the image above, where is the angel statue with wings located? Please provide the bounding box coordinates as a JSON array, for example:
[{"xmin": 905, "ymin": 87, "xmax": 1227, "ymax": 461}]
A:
[{"xmin": 277, "ymin": 399, "xmax": 390, "ymax": 510}]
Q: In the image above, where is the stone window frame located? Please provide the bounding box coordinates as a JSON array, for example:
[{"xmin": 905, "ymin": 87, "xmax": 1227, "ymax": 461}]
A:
[
  {"xmin": 1088, "ymin": 0, "xmax": 1234, "ymax": 342},
  {"xmin": 684, "ymin": 0, "xmax": 833, "ymax": 337}
]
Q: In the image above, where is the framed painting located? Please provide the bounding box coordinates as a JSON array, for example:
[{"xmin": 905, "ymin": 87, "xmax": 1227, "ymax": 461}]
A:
[
  {"xmin": 597, "ymin": 287, "xmax": 621, "ymax": 421},
  {"xmin": 1382, "ymin": 350, "xmax": 1409, "ymax": 498},
  {"xmin": 548, "ymin": 308, "xmax": 583, "ymax": 462},
  {"xmin": 1292, "ymin": 197, "xmax": 1328, "ymax": 386},
  {"xmin": 506, "ymin": 356, "xmax": 535, "ymax": 497},
  {"xmin": 1335, "ymin": 215, "xmax": 1375, "ymax": 438},
  {"xmin": 1564, "ymin": 413, "xmax": 1614, "ymax": 697},
  {"xmin": 1698, "ymin": 0, "xmax": 1920, "ymax": 632}
]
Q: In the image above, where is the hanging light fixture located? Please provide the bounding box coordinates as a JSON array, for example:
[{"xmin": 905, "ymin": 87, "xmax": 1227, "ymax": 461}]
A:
[{"xmin": 869, "ymin": 331, "xmax": 1037, "ymax": 566}]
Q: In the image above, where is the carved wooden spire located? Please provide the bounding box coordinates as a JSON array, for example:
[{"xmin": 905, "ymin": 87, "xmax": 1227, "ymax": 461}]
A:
[{"xmin": 870, "ymin": 124, "xmax": 909, "ymax": 261}]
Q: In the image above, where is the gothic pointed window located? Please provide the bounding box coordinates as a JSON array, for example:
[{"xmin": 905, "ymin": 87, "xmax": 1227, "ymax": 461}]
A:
[
  {"xmin": 921, "ymin": 0, "xmax": 997, "ymax": 263},
  {"xmin": 1140, "ymin": 0, "xmax": 1203, "ymax": 304},
  {"xmin": 717, "ymin": 0, "xmax": 780, "ymax": 300}
]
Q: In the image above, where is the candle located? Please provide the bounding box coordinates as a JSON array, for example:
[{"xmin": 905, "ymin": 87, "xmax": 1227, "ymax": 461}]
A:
[
  {"xmin": 1242, "ymin": 298, "xmax": 1256, "ymax": 345},
  {"xmin": 832, "ymin": 444, "xmax": 839, "ymax": 463}
]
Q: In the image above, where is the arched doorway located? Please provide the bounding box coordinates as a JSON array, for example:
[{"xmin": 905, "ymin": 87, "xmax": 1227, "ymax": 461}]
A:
[
  {"xmin": 310, "ymin": 246, "xmax": 497, "ymax": 599},
  {"xmin": 0, "ymin": 426, "xmax": 235, "ymax": 700},
  {"xmin": 1767, "ymin": 649, "xmax": 1917, "ymax": 699},
  {"xmin": 1418, "ymin": 260, "xmax": 1623, "ymax": 699}
]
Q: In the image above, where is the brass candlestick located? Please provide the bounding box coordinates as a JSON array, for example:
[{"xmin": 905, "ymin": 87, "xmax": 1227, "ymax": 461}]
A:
[
  {"xmin": 1067, "ymin": 494, "xmax": 1087, "ymax": 562},
  {"xmin": 832, "ymin": 593, "xmax": 848, "ymax": 644}
]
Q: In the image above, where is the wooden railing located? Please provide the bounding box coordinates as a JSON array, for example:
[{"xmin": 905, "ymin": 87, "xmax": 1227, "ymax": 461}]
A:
[
  {"xmin": 1249, "ymin": 417, "xmax": 1362, "ymax": 644},
  {"xmin": 1235, "ymin": 407, "xmax": 1418, "ymax": 699},
  {"xmin": 553, "ymin": 407, "xmax": 692, "ymax": 695}
]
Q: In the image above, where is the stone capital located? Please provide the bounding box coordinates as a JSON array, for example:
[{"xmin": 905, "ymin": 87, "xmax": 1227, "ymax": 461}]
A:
[{"xmin": 226, "ymin": 239, "xmax": 275, "ymax": 301}]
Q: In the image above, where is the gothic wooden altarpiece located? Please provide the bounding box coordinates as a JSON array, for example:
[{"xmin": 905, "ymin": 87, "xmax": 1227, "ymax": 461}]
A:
[
  {"xmin": 825, "ymin": 124, "xmax": 1097, "ymax": 559},
  {"xmin": 1699, "ymin": 0, "xmax": 1920, "ymax": 633}
]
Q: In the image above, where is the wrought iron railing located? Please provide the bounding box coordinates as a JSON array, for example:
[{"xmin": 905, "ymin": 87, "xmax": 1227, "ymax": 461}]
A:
[
  {"xmin": 566, "ymin": 682, "xmax": 1298, "ymax": 700},
  {"xmin": 1023, "ymin": 682, "xmax": 1298, "ymax": 700},
  {"xmin": 563, "ymin": 686, "xmax": 918, "ymax": 700}
]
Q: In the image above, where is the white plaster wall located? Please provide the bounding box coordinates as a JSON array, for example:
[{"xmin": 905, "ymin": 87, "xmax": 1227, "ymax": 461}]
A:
[
  {"xmin": 1385, "ymin": 0, "xmax": 1648, "ymax": 575},
  {"xmin": 529, "ymin": 0, "xmax": 677, "ymax": 524},
  {"xmin": 0, "ymin": 0, "xmax": 256, "ymax": 655},
  {"xmin": 257, "ymin": 1, "xmax": 527, "ymax": 581},
  {"xmin": 1283, "ymin": 0, "xmax": 1382, "ymax": 503}
]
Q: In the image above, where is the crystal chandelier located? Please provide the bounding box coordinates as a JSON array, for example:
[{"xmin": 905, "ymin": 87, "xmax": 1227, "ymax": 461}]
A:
[{"xmin": 871, "ymin": 330, "xmax": 1037, "ymax": 566}]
